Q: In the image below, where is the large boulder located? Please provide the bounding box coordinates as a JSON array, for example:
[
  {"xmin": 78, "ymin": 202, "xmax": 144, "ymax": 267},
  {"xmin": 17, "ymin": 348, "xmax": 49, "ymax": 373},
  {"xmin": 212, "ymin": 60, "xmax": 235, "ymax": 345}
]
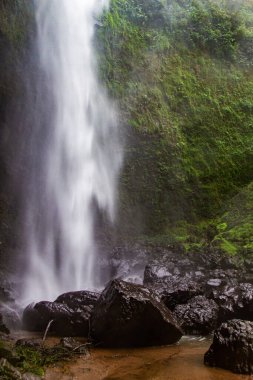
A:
[
  {"xmin": 23, "ymin": 301, "xmax": 90, "ymax": 336},
  {"xmin": 91, "ymin": 279, "xmax": 183, "ymax": 347},
  {"xmin": 22, "ymin": 290, "xmax": 99, "ymax": 336},
  {"xmin": 174, "ymin": 295, "xmax": 219, "ymax": 335},
  {"xmin": 204, "ymin": 319, "xmax": 253, "ymax": 374}
]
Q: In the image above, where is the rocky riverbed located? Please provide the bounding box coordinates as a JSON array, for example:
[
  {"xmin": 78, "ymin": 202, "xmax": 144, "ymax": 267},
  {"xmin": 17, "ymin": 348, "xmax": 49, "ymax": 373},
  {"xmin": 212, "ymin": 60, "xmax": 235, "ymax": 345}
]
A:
[
  {"xmin": 21, "ymin": 245, "xmax": 253, "ymax": 341},
  {"xmin": 1, "ymin": 244, "xmax": 253, "ymax": 378}
]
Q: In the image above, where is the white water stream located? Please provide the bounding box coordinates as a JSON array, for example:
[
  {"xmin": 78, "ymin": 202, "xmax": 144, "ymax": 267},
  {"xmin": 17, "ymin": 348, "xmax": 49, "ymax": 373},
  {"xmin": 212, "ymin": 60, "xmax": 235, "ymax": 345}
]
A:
[{"xmin": 22, "ymin": 0, "xmax": 121, "ymax": 302}]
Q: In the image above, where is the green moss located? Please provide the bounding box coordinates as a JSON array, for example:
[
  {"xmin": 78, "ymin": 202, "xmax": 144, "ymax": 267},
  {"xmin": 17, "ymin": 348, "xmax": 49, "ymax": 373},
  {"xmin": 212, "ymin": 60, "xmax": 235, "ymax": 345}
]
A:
[
  {"xmin": 0, "ymin": 1, "xmax": 33, "ymax": 49},
  {"xmin": 98, "ymin": 0, "xmax": 253, "ymax": 237},
  {"xmin": 216, "ymin": 238, "xmax": 238, "ymax": 256},
  {"xmin": 14, "ymin": 346, "xmax": 45, "ymax": 376},
  {"xmin": 211, "ymin": 182, "xmax": 253, "ymax": 259},
  {"xmin": 0, "ymin": 338, "xmax": 86, "ymax": 378}
]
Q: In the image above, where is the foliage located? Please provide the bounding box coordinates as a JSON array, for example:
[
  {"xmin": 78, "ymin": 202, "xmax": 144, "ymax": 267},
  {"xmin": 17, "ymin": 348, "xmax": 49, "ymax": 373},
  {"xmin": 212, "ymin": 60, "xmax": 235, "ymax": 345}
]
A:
[
  {"xmin": 163, "ymin": 0, "xmax": 249, "ymax": 59},
  {"xmin": 14, "ymin": 345, "xmax": 77, "ymax": 376},
  {"xmin": 212, "ymin": 181, "xmax": 253, "ymax": 259},
  {"xmin": 97, "ymin": 0, "xmax": 253, "ymax": 240}
]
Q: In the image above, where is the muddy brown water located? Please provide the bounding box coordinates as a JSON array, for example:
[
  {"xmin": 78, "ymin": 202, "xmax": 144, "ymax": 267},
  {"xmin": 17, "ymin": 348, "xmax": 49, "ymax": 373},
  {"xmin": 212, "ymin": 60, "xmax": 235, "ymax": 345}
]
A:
[{"xmin": 41, "ymin": 336, "xmax": 252, "ymax": 380}]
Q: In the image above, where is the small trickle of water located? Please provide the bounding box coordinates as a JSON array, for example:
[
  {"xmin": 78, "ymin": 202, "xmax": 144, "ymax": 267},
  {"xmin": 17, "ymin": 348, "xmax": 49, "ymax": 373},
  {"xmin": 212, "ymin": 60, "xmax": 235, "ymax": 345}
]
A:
[{"xmin": 22, "ymin": 0, "xmax": 122, "ymax": 303}]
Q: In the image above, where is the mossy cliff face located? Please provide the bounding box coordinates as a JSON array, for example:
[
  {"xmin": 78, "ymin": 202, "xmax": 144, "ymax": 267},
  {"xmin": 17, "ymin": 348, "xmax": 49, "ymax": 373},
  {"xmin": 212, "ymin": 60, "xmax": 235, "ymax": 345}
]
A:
[
  {"xmin": 0, "ymin": 0, "xmax": 33, "ymax": 114},
  {"xmin": 0, "ymin": 0, "xmax": 33, "ymax": 268},
  {"xmin": 97, "ymin": 0, "xmax": 253, "ymax": 246}
]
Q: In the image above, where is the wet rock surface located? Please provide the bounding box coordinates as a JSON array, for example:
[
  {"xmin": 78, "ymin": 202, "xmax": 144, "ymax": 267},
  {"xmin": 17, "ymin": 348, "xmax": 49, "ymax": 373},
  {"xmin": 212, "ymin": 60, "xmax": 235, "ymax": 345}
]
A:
[
  {"xmin": 204, "ymin": 319, "xmax": 253, "ymax": 374},
  {"xmin": 174, "ymin": 296, "xmax": 219, "ymax": 335},
  {"xmin": 20, "ymin": 245, "xmax": 253, "ymax": 340},
  {"xmin": 55, "ymin": 290, "xmax": 99, "ymax": 310},
  {"xmin": 91, "ymin": 279, "xmax": 183, "ymax": 347},
  {"xmin": 210, "ymin": 282, "xmax": 253, "ymax": 322},
  {"xmin": 137, "ymin": 246, "xmax": 253, "ymax": 334},
  {"xmin": 160, "ymin": 279, "xmax": 203, "ymax": 311},
  {"xmin": 109, "ymin": 245, "xmax": 149, "ymax": 284},
  {"xmin": 22, "ymin": 291, "xmax": 98, "ymax": 336}
]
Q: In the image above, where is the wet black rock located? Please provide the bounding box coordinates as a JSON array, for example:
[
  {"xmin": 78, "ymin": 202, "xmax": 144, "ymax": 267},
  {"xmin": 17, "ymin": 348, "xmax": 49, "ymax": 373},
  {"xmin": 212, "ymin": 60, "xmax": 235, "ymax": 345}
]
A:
[
  {"xmin": 160, "ymin": 279, "xmax": 203, "ymax": 311},
  {"xmin": 22, "ymin": 289, "xmax": 101, "ymax": 336},
  {"xmin": 142, "ymin": 247, "xmax": 239, "ymax": 288},
  {"xmin": 204, "ymin": 319, "xmax": 253, "ymax": 374},
  {"xmin": 144, "ymin": 263, "xmax": 204, "ymax": 311},
  {"xmin": 15, "ymin": 338, "xmax": 42, "ymax": 348},
  {"xmin": 22, "ymin": 303, "xmax": 41, "ymax": 331},
  {"xmin": 91, "ymin": 279, "xmax": 183, "ymax": 347},
  {"xmin": 174, "ymin": 295, "xmax": 219, "ymax": 335},
  {"xmin": 144, "ymin": 264, "xmax": 177, "ymax": 286},
  {"xmin": 143, "ymin": 257, "xmax": 199, "ymax": 288},
  {"xmin": 143, "ymin": 261, "xmax": 240, "ymax": 297},
  {"xmin": 55, "ymin": 290, "xmax": 99, "ymax": 310},
  {"xmin": 22, "ymin": 300, "xmax": 91, "ymax": 336},
  {"xmin": 210, "ymin": 282, "xmax": 253, "ymax": 322}
]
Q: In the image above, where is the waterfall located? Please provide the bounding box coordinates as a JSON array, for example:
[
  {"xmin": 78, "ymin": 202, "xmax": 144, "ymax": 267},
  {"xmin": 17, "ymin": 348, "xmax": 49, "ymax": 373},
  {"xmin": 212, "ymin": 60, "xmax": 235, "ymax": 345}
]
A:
[{"xmin": 21, "ymin": 0, "xmax": 122, "ymax": 302}]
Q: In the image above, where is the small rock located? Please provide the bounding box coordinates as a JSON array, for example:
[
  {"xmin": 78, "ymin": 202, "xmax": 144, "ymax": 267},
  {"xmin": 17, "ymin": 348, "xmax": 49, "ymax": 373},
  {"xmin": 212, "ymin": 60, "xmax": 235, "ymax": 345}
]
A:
[
  {"xmin": 59, "ymin": 337, "xmax": 80, "ymax": 350},
  {"xmin": 207, "ymin": 278, "xmax": 223, "ymax": 287},
  {"xmin": 59, "ymin": 337, "xmax": 89, "ymax": 354},
  {"xmin": 15, "ymin": 339, "xmax": 42, "ymax": 348}
]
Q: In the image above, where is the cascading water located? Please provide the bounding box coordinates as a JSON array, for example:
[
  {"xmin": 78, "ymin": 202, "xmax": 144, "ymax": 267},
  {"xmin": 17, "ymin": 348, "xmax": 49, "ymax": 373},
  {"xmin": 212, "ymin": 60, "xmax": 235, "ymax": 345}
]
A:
[{"xmin": 22, "ymin": 0, "xmax": 122, "ymax": 303}]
